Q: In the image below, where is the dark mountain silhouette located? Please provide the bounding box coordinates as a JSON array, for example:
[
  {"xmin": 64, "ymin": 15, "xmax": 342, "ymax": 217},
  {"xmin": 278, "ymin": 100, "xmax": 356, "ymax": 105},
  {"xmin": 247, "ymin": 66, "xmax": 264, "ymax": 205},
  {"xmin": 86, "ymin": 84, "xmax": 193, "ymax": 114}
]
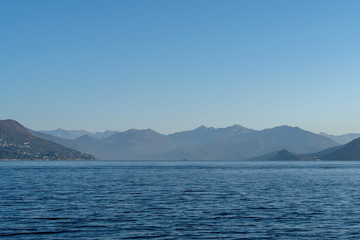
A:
[
  {"xmin": 0, "ymin": 120, "xmax": 96, "ymax": 160},
  {"xmin": 270, "ymin": 149, "xmax": 300, "ymax": 161},
  {"xmin": 322, "ymin": 137, "xmax": 360, "ymax": 160},
  {"xmin": 298, "ymin": 145, "xmax": 344, "ymax": 160},
  {"xmin": 249, "ymin": 141, "xmax": 360, "ymax": 161}
]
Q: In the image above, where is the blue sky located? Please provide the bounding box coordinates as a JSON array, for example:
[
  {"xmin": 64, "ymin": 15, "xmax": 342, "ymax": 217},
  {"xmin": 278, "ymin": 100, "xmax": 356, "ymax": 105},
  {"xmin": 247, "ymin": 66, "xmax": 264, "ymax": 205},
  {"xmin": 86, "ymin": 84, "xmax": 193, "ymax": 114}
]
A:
[{"xmin": 1, "ymin": 0, "xmax": 360, "ymax": 134}]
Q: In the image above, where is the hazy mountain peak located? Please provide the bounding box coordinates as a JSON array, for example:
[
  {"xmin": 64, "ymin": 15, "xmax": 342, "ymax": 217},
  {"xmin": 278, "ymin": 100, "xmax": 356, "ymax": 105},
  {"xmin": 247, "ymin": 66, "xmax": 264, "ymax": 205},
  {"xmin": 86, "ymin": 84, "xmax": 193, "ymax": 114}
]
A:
[
  {"xmin": 126, "ymin": 128, "xmax": 138, "ymax": 133},
  {"xmin": 228, "ymin": 124, "xmax": 252, "ymax": 131},
  {"xmin": 319, "ymin": 132, "xmax": 360, "ymax": 145},
  {"xmin": 145, "ymin": 128, "xmax": 157, "ymax": 132},
  {"xmin": 267, "ymin": 125, "xmax": 304, "ymax": 133},
  {"xmin": 39, "ymin": 128, "xmax": 92, "ymax": 140},
  {"xmin": 40, "ymin": 128, "xmax": 121, "ymax": 140},
  {"xmin": 107, "ymin": 128, "xmax": 165, "ymax": 142},
  {"xmin": 194, "ymin": 125, "xmax": 212, "ymax": 131},
  {"xmin": 75, "ymin": 134, "xmax": 96, "ymax": 141},
  {"xmin": 274, "ymin": 125, "xmax": 295, "ymax": 129},
  {"xmin": 124, "ymin": 128, "xmax": 158, "ymax": 134}
]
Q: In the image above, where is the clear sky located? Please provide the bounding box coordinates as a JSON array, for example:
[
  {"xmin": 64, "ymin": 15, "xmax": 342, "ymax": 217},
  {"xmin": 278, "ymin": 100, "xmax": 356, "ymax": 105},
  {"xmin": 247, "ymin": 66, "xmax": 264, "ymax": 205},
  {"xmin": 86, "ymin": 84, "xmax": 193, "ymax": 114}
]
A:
[{"xmin": 1, "ymin": 0, "xmax": 360, "ymax": 134}]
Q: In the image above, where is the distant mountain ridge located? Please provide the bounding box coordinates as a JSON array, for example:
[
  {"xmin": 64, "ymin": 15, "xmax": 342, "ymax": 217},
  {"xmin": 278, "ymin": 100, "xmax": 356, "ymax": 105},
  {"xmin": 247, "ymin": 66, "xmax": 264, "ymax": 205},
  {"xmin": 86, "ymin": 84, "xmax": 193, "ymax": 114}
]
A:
[
  {"xmin": 33, "ymin": 124, "xmax": 339, "ymax": 160},
  {"xmin": 75, "ymin": 129, "xmax": 179, "ymax": 160},
  {"xmin": 30, "ymin": 130, "xmax": 107, "ymax": 159},
  {"xmin": 319, "ymin": 132, "xmax": 360, "ymax": 145},
  {"xmin": 156, "ymin": 125, "xmax": 339, "ymax": 160},
  {"xmin": 10, "ymin": 119, "xmax": 360, "ymax": 161},
  {"xmin": 168, "ymin": 124, "xmax": 254, "ymax": 145},
  {"xmin": 0, "ymin": 120, "xmax": 96, "ymax": 160},
  {"xmin": 42, "ymin": 128, "xmax": 359, "ymax": 145},
  {"xmin": 39, "ymin": 129, "xmax": 120, "ymax": 140}
]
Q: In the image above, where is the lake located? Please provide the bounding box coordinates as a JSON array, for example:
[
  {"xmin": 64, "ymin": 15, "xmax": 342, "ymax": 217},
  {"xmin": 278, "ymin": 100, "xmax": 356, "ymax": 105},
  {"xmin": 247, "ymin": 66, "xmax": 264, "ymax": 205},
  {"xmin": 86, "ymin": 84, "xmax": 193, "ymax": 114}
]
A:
[{"xmin": 1, "ymin": 160, "xmax": 360, "ymax": 239}]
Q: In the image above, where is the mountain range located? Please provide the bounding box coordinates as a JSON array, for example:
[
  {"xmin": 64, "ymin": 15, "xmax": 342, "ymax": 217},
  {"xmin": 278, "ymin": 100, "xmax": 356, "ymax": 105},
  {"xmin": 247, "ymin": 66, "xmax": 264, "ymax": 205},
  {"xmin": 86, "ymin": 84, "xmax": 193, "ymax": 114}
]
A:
[
  {"xmin": 250, "ymin": 137, "xmax": 360, "ymax": 161},
  {"xmin": 319, "ymin": 132, "xmax": 360, "ymax": 145},
  {"xmin": 2, "ymin": 119, "xmax": 360, "ymax": 161},
  {"xmin": 41, "ymin": 127, "xmax": 360, "ymax": 145},
  {"xmin": 34, "ymin": 124, "xmax": 339, "ymax": 160},
  {"xmin": 0, "ymin": 120, "xmax": 96, "ymax": 160},
  {"xmin": 39, "ymin": 128, "xmax": 120, "ymax": 140}
]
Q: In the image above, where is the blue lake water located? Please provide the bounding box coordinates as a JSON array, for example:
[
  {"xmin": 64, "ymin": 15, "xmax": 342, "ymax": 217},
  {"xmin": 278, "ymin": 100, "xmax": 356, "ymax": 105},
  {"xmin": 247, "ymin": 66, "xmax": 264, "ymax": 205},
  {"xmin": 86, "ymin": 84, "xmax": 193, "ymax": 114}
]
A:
[{"xmin": 1, "ymin": 160, "xmax": 360, "ymax": 239}]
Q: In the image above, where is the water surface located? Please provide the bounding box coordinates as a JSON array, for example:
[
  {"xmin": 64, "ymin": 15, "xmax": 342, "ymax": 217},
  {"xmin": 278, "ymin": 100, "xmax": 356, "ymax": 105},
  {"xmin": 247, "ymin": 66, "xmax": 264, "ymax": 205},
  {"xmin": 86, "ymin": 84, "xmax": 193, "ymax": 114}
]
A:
[{"xmin": 1, "ymin": 160, "xmax": 360, "ymax": 239}]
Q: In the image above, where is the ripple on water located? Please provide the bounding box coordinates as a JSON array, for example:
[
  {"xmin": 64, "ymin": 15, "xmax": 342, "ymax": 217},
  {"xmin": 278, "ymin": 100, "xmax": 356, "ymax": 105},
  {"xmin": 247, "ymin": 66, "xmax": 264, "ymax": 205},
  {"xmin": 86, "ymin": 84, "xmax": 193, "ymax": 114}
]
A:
[{"xmin": 1, "ymin": 160, "xmax": 360, "ymax": 239}]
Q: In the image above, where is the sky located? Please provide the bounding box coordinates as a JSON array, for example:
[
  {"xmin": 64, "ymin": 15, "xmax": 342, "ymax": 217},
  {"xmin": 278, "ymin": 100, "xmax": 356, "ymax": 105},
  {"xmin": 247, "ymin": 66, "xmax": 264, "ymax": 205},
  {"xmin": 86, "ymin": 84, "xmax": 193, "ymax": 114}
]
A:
[{"xmin": 1, "ymin": 0, "xmax": 360, "ymax": 135}]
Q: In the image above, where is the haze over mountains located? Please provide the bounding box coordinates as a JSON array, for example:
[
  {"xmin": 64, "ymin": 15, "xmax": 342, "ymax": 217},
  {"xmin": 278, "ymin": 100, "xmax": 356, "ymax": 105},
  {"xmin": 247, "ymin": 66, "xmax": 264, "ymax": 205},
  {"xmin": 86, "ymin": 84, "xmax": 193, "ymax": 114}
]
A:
[
  {"xmin": 252, "ymin": 136, "xmax": 360, "ymax": 162},
  {"xmin": 39, "ymin": 129, "xmax": 120, "ymax": 140},
  {"xmin": 3, "ymin": 119, "xmax": 360, "ymax": 161},
  {"xmin": 319, "ymin": 132, "xmax": 360, "ymax": 145},
  {"xmin": 41, "ymin": 127, "xmax": 360, "ymax": 145},
  {"xmin": 37, "ymin": 123, "xmax": 339, "ymax": 160}
]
